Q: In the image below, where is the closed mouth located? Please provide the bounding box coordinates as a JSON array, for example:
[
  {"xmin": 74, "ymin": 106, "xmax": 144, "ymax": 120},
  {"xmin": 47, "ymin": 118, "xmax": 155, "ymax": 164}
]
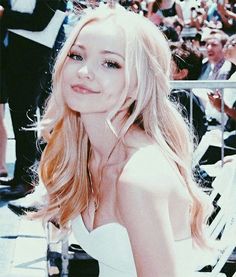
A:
[{"xmin": 71, "ymin": 85, "xmax": 100, "ymax": 94}]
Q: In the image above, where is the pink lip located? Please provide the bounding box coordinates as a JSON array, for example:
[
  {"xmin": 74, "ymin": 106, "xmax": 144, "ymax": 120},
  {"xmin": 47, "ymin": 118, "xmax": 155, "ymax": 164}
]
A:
[{"xmin": 71, "ymin": 84, "xmax": 99, "ymax": 94}]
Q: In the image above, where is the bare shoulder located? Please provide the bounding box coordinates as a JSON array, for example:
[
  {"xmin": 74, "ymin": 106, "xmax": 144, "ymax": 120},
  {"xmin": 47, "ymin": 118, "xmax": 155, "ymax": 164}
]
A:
[
  {"xmin": 118, "ymin": 144, "xmax": 181, "ymax": 197},
  {"xmin": 116, "ymin": 144, "xmax": 189, "ymax": 275}
]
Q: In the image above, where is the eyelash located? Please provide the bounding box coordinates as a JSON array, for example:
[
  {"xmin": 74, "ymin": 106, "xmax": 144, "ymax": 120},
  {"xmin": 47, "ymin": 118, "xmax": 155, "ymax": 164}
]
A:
[
  {"xmin": 102, "ymin": 60, "xmax": 121, "ymax": 69},
  {"xmin": 68, "ymin": 53, "xmax": 121, "ymax": 69},
  {"xmin": 68, "ymin": 53, "xmax": 83, "ymax": 61}
]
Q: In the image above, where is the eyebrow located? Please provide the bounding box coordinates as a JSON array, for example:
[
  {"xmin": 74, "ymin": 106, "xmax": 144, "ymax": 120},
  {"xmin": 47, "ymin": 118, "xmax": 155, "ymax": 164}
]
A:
[
  {"xmin": 71, "ymin": 44, "xmax": 125, "ymax": 60},
  {"xmin": 70, "ymin": 44, "xmax": 85, "ymax": 51},
  {"xmin": 101, "ymin": 50, "xmax": 125, "ymax": 60}
]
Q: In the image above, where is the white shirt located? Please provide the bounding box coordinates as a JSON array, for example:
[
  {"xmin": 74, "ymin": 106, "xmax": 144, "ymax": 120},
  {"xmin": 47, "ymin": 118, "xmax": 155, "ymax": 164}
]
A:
[{"xmin": 10, "ymin": 0, "xmax": 36, "ymax": 13}]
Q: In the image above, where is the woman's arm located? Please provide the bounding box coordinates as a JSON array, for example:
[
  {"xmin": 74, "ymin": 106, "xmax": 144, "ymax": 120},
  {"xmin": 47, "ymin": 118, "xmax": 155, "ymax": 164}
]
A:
[
  {"xmin": 175, "ymin": 2, "xmax": 184, "ymax": 22},
  {"xmin": 225, "ymin": 9, "xmax": 236, "ymax": 20},
  {"xmin": 117, "ymin": 146, "xmax": 182, "ymax": 277},
  {"xmin": 217, "ymin": 3, "xmax": 236, "ymax": 28},
  {"xmin": 208, "ymin": 91, "xmax": 236, "ymax": 121},
  {"xmin": 218, "ymin": 3, "xmax": 236, "ymax": 21},
  {"xmin": 147, "ymin": 1, "xmax": 154, "ymax": 18}
]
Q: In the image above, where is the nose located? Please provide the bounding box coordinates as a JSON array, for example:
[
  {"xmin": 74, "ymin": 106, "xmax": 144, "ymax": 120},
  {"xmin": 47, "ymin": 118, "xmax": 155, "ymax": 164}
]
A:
[
  {"xmin": 207, "ymin": 44, "xmax": 212, "ymax": 50},
  {"xmin": 77, "ymin": 64, "xmax": 94, "ymax": 80}
]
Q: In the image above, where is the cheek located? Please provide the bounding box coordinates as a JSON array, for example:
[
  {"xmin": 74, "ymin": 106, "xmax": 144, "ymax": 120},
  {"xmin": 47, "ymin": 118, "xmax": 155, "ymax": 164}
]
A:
[
  {"xmin": 62, "ymin": 62, "xmax": 76, "ymax": 80},
  {"xmin": 102, "ymin": 76, "xmax": 125, "ymax": 105},
  {"xmin": 229, "ymin": 48, "xmax": 236, "ymax": 54},
  {"xmin": 61, "ymin": 67, "xmax": 74, "ymax": 91},
  {"xmin": 223, "ymin": 50, "xmax": 230, "ymax": 58},
  {"xmin": 102, "ymin": 72, "xmax": 125, "ymax": 91},
  {"xmin": 61, "ymin": 66, "xmax": 69, "ymax": 86}
]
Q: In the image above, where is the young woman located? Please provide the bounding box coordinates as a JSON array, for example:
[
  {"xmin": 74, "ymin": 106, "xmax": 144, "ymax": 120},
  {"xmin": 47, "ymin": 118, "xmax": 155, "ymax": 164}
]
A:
[
  {"xmin": 37, "ymin": 4, "xmax": 211, "ymax": 276},
  {"xmin": 170, "ymin": 42, "xmax": 207, "ymax": 142},
  {"xmin": 147, "ymin": 0, "xmax": 184, "ymax": 27}
]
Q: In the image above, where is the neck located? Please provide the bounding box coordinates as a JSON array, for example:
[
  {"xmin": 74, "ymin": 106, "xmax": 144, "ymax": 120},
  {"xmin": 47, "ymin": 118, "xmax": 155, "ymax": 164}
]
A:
[
  {"xmin": 211, "ymin": 57, "xmax": 224, "ymax": 66},
  {"xmin": 80, "ymin": 112, "xmax": 126, "ymax": 163}
]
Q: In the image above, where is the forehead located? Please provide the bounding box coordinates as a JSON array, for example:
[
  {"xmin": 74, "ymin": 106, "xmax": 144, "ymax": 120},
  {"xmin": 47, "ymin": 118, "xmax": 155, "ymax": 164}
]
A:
[
  {"xmin": 228, "ymin": 37, "xmax": 236, "ymax": 44},
  {"xmin": 206, "ymin": 38, "xmax": 222, "ymax": 47},
  {"xmin": 74, "ymin": 19, "xmax": 125, "ymax": 53}
]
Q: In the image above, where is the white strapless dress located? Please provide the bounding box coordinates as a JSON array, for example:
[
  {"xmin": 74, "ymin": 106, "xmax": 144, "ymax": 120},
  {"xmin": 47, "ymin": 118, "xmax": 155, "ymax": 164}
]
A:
[{"xmin": 72, "ymin": 214, "xmax": 195, "ymax": 277}]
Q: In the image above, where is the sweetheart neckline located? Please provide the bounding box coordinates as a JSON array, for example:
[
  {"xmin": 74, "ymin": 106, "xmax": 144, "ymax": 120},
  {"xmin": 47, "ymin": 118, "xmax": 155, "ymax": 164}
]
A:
[
  {"xmin": 76, "ymin": 215, "xmax": 192, "ymax": 242},
  {"xmin": 78, "ymin": 214, "xmax": 126, "ymax": 235}
]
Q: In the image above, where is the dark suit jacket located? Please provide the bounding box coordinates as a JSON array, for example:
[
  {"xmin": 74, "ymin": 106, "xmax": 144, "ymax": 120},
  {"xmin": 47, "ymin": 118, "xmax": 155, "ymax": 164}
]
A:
[
  {"xmin": 1, "ymin": 0, "xmax": 66, "ymax": 31},
  {"xmin": 200, "ymin": 60, "xmax": 236, "ymax": 81},
  {"xmin": 0, "ymin": 0, "xmax": 67, "ymax": 107}
]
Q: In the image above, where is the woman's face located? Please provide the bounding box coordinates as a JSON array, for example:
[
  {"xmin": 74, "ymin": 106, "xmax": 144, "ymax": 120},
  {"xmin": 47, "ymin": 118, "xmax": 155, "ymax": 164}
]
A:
[
  {"xmin": 223, "ymin": 37, "xmax": 236, "ymax": 65},
  {"xmin": 61, "ymin": 19, "xmax": 126, "ymax": 115}
]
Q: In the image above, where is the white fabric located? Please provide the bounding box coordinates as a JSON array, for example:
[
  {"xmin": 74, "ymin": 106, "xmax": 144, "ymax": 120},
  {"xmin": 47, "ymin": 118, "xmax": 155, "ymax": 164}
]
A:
[
  {"xmin": 179, "ymin": 0, "xmax": 198, "ymax": 22},
  {"xmin": 193, "ymin": 62, "xmax": 235, "ymax": 125},
  {"xmin": 203, "ymin": 68, "xmax": 236, "ymax": 123},
  {"xmin": 10, "ymin": 0, "xmax": 36, "ymax": 13},
  {"xmin": 72, "ymin": 214, "xmax": 195, "ymax": 277},
  {"xmin": 224, "ymin": 72, "xmax": 236, "ymax": 108}
]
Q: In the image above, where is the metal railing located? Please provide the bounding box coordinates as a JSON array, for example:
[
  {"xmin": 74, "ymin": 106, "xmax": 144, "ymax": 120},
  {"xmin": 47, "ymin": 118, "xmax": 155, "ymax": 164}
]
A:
[
  {"xmin": 48, "ymin": 80, "xmax": 236, "ymax": 276},
  {"xmin": 170, "ymin": 80, "xmax": 236, "ymax": 165},
  {"xmin": 170, "ymin": 80, "xmax": 236, "ymax": 89}
]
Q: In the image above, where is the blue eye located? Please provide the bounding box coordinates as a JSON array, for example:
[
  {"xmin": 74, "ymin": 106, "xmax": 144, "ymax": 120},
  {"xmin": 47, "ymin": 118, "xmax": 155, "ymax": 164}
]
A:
[
  {"xmin": 103, "ymin": 60, "xmax": 121, "ymax": 69},
  {"xmin": 68, "ymin": 53, "xmax": 83, "ymax": 61}
]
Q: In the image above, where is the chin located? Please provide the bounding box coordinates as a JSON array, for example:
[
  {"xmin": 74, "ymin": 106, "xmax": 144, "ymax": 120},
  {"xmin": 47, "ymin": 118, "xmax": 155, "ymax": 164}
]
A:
[{"xmin": 65, "ymin": 101, "xmax": 80, "ymax": 113}]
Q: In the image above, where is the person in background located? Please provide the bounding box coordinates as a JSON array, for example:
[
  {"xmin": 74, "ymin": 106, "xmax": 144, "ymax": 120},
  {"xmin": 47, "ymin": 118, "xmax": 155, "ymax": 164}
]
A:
[
  {"xmin": 34, "ymin": 4, "xmax": 211, "ymax": 277},
  {"xmin": 191, "ymin": 32, "xmax": 203, "ymax": 50},
  {"xmin": 170, "ymin": 42, "xmax": 207, "ymax": 142},
  {"xmin": 197, "ymin": 31, "xmax": 236, "ymax": 127},
  {"xmin": 6, "ymin": 0, "xmax": 69, "ymax": 215},
  {"xmin": 217, "ymin": 0, "xmax": 236, "ymax": 35},
  {"xmin": 0, "ymin": 0, "xmax": 67, "ymax": 200},
  {"xmin": 189, "ymin": 6, "xmax": 205, "ymax": 31},
  {"xmin": 208, "ymin": 34, "xmax": 236, "ymax": 148},
  {"xmin": 179, "ymin": 0, "xmax": 199, "ymax": 25},
  {"xmin": 199, "ymin": 31, "xmax": 235, "ymax": 80},
  {"xmin": 148, "ymin": 0, "xmax": 184, "ymax": 27},
  {"xmin": 206, "ymin": 0, "xmax": 223, "ymax": 29}
]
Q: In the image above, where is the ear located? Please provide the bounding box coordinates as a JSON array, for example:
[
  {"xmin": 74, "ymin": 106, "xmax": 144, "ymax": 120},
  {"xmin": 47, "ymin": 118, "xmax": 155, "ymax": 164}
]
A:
[
  {"xmin": 180, "ymin": 68, "xmax": 189, "ymax": 79},
  {"xmin": 175, "ymin": 68, "xmax": 189, "ymax": 80}
]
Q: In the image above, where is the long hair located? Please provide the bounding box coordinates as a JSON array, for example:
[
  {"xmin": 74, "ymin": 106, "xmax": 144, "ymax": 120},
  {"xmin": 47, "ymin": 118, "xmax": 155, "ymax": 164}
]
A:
[{"xmin": 37, "ymin": 5, "xmax": 210, "ymax": 247}]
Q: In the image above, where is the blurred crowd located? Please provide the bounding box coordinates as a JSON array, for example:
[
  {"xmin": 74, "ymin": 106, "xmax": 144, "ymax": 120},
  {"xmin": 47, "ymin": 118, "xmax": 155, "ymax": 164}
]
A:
[
  {"xmin": 0, "ymin": 1, "xmax": 235, "ymax": 276},
  {"xmin": 121, "ymin": 0, "xmax": 236, "ymax": 39},
  {"xmin": 0, "ymin": 0, "xmax": 235, "ymax": 204}
]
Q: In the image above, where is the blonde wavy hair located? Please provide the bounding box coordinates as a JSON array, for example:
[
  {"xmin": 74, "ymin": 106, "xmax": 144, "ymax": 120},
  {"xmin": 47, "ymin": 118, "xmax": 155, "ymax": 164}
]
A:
[{"xmin": 37, "ymin": 4, "xmax": 210, "ymax": 247}]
